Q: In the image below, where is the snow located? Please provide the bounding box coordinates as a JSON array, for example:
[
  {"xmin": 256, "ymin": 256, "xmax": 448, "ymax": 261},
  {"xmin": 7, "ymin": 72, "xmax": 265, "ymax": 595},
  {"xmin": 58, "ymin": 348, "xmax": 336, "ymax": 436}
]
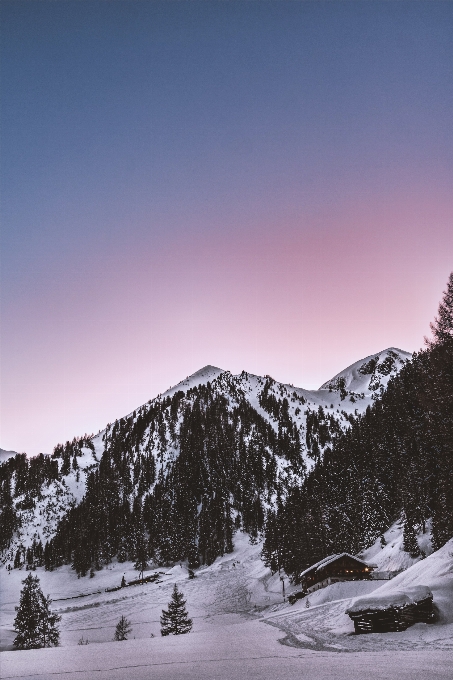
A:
[
  {"xmin": 264, "ymin": 536, "xmax": 453, "ymax": 654},
  {"xmin": 0, "ymin": 449, "xmax": 19, "ymax": 463},
  {"xmin": 160, "ymin": 365, "xmax": 225, "ymax": 399},
  {"xmin": 365, "ymin": 538, "xmax": 453, "ymax": 623},
  {"xmin": 319, "ymin": 348, "xmax": 411, "ymax": 394},
  {"xmin": 361, "ymin": 518, "xmax": 433, "ymax": 573},
  {"xmin": 346, "ymin": 586, "xmax": 433, "ymax": 614},
  {"xmin": 2, "ymin": 627, "xmax": 452, "ymax": 680},
  {"xmin": 300, "ymin": 552, "xmax": 374, "ymax": 578},
  {"xmin": 1, "ymin": 532, "xmax": 453, "ymax": 678}
]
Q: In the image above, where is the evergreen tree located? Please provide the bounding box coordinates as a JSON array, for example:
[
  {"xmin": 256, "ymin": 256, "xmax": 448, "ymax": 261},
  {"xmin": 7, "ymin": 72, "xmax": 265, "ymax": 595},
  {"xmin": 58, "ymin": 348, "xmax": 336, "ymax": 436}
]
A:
[
  {"xmin": 160, "ymin": 584, "xmax": 192, "ymax": 636},
  {"xmin": 427, "ymin": 271, "xmax": 453, "ymax": 347},
  {"xmin": 13, "ymin": 573, "xmax": 60, "ymax": 649},
  {"xmin": 0, "ymin": 479, "xmax": 18, "ymax": 551},
  {"xmin": 403, "ymin": 516, "xmax": 421, "ymax": 557},
  {"xmin": 113, "ymin": 615, "xmax": 132, "ymax": 641},
  {"xmin": 133, "ymin": 530, "xmax": 148, "ymax": 581}
]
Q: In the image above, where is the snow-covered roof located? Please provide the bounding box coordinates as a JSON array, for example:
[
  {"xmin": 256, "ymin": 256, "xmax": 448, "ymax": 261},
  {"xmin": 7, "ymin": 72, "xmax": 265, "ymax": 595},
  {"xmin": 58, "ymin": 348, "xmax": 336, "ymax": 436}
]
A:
[
  {"xmin": 300, "ymin": 553, "xmax": 375, "ymax": 578},
  {"xmin": 346, "ymin": 585, "xmax": 432, "ymax": 614}
]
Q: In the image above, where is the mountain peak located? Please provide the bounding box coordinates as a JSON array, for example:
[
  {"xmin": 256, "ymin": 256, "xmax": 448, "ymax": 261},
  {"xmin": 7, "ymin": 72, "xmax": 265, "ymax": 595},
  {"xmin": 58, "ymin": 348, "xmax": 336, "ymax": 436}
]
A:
[
  {"xmin": 161, "ymin": 365, "xmax": 224, "ymax": 398},
  {"xmin": 190, "ymin": 365, "xmax": 224, "ymax": 378},
  {"xmin": 319, "ymin": 347, "xmax": 412, "ymax": 394}
]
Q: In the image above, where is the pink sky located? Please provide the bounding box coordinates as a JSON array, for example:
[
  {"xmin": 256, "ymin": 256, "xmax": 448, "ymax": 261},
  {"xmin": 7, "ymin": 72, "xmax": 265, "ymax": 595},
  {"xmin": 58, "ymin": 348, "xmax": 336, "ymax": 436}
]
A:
[
  {"xmin": 1, "ymin": 2, "xmax": 452, "ymax": 455},
  {"xmin": 2, "ymin": 187, "xmax": 452, "ymax": 455}
]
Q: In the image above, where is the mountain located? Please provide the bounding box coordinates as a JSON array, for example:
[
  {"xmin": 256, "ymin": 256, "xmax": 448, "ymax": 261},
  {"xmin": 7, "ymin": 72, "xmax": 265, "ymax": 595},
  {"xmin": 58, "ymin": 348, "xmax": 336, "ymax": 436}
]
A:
[
  {"xmin": 319, "ymin": 347, "xmax": 411, "ymax": 395},
  {"xmin": 0, "ymin": 348, "xmax": 410, "ymax": 573},
  {"xmin": 264, "ymin": 338, "xmax": 453, "ymax": 578},
  {"xmin": 0, "ymin": 448, "xmax": 19, "ymax": 464}
]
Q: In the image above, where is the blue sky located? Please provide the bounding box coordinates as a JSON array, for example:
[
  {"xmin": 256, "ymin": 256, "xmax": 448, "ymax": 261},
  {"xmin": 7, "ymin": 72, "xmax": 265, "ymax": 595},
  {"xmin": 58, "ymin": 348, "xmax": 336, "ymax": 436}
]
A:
[{"xmin": 1, "ymin": 1, "xmax": 452, "ymax": 453}]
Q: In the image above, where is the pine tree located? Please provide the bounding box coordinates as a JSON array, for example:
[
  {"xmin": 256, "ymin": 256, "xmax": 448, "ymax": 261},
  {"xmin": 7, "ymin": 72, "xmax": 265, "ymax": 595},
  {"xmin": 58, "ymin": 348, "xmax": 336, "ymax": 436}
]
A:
[
  {"xmin": 160, "ymin": 584, "xmax": 192, "ymax": 636},
  {"xmin": 133, "ymin": 530, "xmax": 148, "ymax": 581},
  {"xmin": 403, "ymin": 516, "xmax": 421, "ymax": 558},
  {"xmin": 13, "ymin": 573, "xmax": 61, "ymax": 649},
  {"xmin": 426, "ymin": 271, "xmax": 453, "ymax": 347},
  {"xmin": 113, "ymin": 615, "xmax": 132, "ymax": 641}
]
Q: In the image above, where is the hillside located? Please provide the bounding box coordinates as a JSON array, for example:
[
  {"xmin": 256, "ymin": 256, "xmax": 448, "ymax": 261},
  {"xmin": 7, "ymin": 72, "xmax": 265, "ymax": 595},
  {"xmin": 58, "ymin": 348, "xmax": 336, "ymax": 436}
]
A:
[
  {"xmin": 264, "ymin": 335, "xmax": 453, "ymax": 579},
  {"xmin": 0, "ymin": 348, "xmax": 409, "ymax": 571}
]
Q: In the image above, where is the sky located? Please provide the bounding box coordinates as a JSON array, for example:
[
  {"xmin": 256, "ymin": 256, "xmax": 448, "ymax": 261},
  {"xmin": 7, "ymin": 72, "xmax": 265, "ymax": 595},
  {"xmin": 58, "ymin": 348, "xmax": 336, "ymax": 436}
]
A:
[{"xmin": 1, "ymin": 0, "xmax": 452, "ymax": 455}]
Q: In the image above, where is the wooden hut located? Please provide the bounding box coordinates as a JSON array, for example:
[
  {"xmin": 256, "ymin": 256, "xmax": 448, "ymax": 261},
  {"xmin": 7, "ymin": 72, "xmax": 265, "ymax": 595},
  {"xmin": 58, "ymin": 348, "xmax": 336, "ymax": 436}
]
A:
[
  {"xmin": 346, "ymin": 585, "xmax": 434, "ymax": 633},
  {"xmin": 300, "ymin": 553, "xmax": 376, "ymax": 593}
]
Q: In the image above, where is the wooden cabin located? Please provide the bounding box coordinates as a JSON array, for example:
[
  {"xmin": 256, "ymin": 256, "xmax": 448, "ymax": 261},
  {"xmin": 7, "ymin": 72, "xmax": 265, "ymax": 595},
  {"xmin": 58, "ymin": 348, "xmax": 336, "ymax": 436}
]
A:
[
  {"xmin": 346, "ymin": 585, "xmax": 434, "ymax": 634},
  {"xmin": 300, "ymin": 553, "xmax": 376, "ymax": 593}
]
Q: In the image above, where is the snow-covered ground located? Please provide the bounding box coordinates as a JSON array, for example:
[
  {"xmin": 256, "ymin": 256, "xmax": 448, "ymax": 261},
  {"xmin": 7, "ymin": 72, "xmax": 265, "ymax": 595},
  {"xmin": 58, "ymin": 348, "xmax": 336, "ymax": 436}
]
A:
[
  {"xmin": 361, "ymin": 518, "xmax": 433, "ymax": 573},
  {"xmin": 0, "ymin": 533, "xmax": 285, "ymax": 650},
  {"xmin": 1, "ymin": 624, "xmax": 451, "ymax": 680},
  {"xmin": 1, "ymin": 532, "xmax": 452, "ymax": 679},
  {"xmin": 265, "ymin": 536, "xmax": 453, "ymax": 654}
]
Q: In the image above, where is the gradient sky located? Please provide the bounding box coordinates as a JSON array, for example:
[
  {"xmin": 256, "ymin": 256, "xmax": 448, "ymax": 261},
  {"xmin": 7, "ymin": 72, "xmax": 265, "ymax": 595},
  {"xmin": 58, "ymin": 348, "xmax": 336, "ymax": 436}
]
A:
[{"xmin": 1, "ymin": 1, "xmax": 452, "ymax": 455}]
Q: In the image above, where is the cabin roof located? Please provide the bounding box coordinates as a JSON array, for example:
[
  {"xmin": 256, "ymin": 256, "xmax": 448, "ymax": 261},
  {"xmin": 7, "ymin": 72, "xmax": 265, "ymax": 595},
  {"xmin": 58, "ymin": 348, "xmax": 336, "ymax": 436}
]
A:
[
  {"xmin": 300, "ymin": 552, "xmax": 375, "ymax": 578},
  {"xmin": 346, "ymin": 586, "xmax": 432, "ymax": 614}
]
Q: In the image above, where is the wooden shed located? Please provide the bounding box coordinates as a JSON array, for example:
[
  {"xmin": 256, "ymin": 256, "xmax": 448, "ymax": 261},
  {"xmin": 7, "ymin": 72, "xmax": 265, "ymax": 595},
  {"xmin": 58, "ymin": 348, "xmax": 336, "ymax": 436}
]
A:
[
  {"xmin": 300, "ymin": 553, "xmax": 376, "ymax": 593},
  {"xmin": 346, "ymin": 585, "xmax": 435, "ymax": 633}
]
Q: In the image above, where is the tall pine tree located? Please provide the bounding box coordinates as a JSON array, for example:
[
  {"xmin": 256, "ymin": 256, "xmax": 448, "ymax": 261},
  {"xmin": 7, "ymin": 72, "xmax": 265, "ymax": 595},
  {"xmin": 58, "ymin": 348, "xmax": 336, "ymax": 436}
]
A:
[
  {"xmin": 13, "ymin": 573, "xmax": 61, "ymax": 649},
  {"xmin": 426, "ymin": 271, "xmax": 453, "ymax": 347}
]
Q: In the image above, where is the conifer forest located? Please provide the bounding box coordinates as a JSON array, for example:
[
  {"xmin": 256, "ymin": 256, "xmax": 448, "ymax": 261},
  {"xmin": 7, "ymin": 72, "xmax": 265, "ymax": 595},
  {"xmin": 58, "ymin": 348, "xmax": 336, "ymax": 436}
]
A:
[{"xmin": 1, "ymin": 273, "xmax": 452, "ymax": 584}]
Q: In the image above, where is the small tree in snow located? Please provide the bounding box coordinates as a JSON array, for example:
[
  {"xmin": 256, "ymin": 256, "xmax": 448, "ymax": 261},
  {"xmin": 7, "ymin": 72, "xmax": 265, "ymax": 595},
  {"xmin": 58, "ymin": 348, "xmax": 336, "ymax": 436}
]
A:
[
  {"xmin": 13, "ymin": 573, "xmax": 60, "ymax": 649},
  {"xmin": 114, "ymin": 615, "xmax": 132, "ymax": 641},
  {"xmin": 160, "ymin": 584, "xmax": 192, "ymax": 636}
]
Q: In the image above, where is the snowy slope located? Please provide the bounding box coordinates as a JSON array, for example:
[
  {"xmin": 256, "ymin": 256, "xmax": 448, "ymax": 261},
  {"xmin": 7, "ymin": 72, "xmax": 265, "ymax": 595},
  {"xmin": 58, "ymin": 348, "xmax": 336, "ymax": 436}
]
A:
[
  {"xmin": 1, "ymin": 348, "xmax": 410, "ymax": 564},
  {"xmin": 362, "ymin": 537, "xmax": 453, "ymax": 624},
  {"xmin": 360, "ymin": 518, "xmax": 434, "ymax": 573},
  {"xmin": 1, "ymin": 349, "xmax": 411, "ymax": 564},
  {"xmin": 319, "ymin": 348, "xmax": 411, "ymax": 396},
  {"xmin": 1, "ymin": 531, "xmax": 452, "ymax": 675}
]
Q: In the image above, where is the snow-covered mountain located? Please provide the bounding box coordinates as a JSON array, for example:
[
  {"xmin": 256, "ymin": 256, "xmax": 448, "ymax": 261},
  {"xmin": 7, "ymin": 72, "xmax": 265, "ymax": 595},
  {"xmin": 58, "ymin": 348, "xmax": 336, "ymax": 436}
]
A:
[
  {"xmin": 0, "ymin": 448, "xmax": 19, "ymax": 464},
  {"xmin": 2, "ymin": 344, "xmax": 453, "ymax": 673},
  {"xmin": 319, "ymin": 347, "xmax": 411, "ymax": 394},
  {"xmin": 0, "ymin": 348, "xmax": 410, "ymax": 568}
]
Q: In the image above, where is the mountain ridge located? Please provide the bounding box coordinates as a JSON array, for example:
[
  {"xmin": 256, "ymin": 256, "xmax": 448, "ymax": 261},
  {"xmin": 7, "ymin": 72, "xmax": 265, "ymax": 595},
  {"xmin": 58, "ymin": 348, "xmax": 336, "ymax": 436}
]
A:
[{"xmin": 1, "ymin": 348, "xmax": 410, "ymax": 571}]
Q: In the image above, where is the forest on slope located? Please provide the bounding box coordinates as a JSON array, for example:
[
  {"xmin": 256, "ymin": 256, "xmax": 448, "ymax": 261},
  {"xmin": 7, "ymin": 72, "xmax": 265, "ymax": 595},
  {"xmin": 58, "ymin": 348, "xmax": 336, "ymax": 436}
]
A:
[
  {"xmin": 263, "ymin": 273, "xmax": 453, "ymax": 579},
  {"xmin": 1, "ymin": 275, "xmax": 451, "ymax": 583}
]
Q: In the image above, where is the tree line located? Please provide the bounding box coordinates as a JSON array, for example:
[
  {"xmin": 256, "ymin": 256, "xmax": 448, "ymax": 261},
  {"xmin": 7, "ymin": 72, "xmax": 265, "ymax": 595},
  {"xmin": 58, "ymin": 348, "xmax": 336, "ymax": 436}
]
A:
[{"xmin": 262, "ymin": 273, "xmax": 453, "ymax": 578}]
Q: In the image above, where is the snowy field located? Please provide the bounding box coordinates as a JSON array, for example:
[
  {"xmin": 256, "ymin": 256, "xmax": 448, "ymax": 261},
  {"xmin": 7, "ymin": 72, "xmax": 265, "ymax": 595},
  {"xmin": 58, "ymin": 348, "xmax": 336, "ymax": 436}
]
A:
[
  {"xmin": 1, "ymin": 624, "xmax": 451, "ymax": 680},
  {"xmin": 1, "ymin": 533, "xmax": 453, "ymax": 679}
]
